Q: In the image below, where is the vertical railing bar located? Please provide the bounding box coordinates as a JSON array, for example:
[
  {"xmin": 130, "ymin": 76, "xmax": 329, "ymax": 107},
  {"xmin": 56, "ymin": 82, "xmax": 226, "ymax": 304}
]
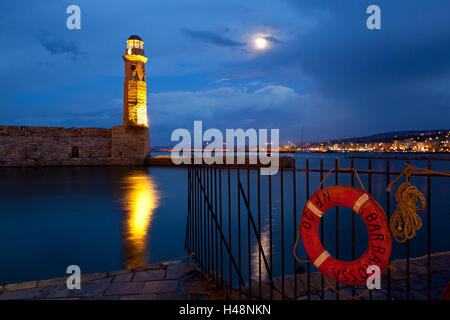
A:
[
  {"xmin": 306, "ymin": 159, "xmax": 310, "ymax": 300},
  {"xmin": 212, "ymin": 166, "xmax": 216, "ymax": 279},
  {"xmin": 386, "ymin": 160, "xmax": 391, "ymax": 300},
  {"xmin": 335, "ymin": 158, "xmax": 339, "ymax": 300},
  {"xmin": 351, "ymin": 159, "xmax": 355, "ymax": 297},
  {"xmin": 185, "ymin": 167, "xmax": 189, "ymax": 251},
  {"xmin": 215, "ymin": 165, "xmax": 218, "ymax": 282},
  {"xmin": 191, "ymin": 167, "xmax": 194, "ymax": 255},
  {"xmin": 406, "ymin": 239, "xmax": 410, "ymax": 300},
  {"xmin": 427, "ymin": 159, "xmax": 431, "ymax": 300},
  {"xmin": 219, "ymin": 165, "xmax": 224, "ymax": 287},
  {"xmin": 247, "ymin": 165, "xmax": 252, "ymax": 299},
  {"xmin": 368, "ymin": 159, "xmax": 372, "ymax": 300},
  {"xmin": 228, "ymin": 166, "xmax": 232, "ymax": 295},
  {"xmin": 207, "ymin": 166, "xmax": 211, "ymax": 275},
  {"xmin": 210, "ymin": 166, "xmax": 214, "ymax": 275},
  {"xmin": 203, "ymin": 166, "xmax": 206, "ymax": 274},
  {"xmin": 210, "ymin": 166, "xmax": 213, "ymax": 277},
  {"xmin": 202, "ymin": 165, "xmax": 209, "ymax": 276},
  {"xmin": 269, "ymin": 173, "xmax": 273, "ymax": 300},
  {"xmin": 208, "ymin": 166, "xmax": 212, "ymax": 277},
  {"xmin": 280, "ymin": 165, "xmax": 285, "ymax": 299},
  {"xmin": 195, "ymin": 166, "xmax": 198, "ymax": 266},
  {"xmin": 199, "ymin": 166, "xmax": 203, "ymax": 273},
  {"xmin": 187, "ymin": 166, "xmax": 190, "ymax": 253},
  {"xmin": 188, "ymin": 167, "xmax": 194, "ymax": 253},
  {"xmin": 212, "ymin": 166, "xmax": 215, "ymax": 280},
  {"xmin": 405, "ymin": 160, "xmax": 410, "ymax": 300},
  {"xmin": 199, "ymin": 165, "xmax": 202, "ymax": 269},
  {"xmin": 203, "ymin": 166, "xmax": 207, "ymax": 274},
  {"xmin": 195, "ymin": 166, "xmax": 198, "ymax": 269},
  {"xmin": 192, "ymin": 167, "xmax": 194, "ymax": 255},
  {"xmin": 211, "ymin": 166, "xmax": 214, "ymax": 279},
  {"xmin": 187, "ymin": 167, "xmax": 190, "ymax": 250},
  {"xmin": 195, "ymin": 166, "xmax": 199, "ymax": 269},
  {"xmin": 320, "ymin": 159, "xmax": 324, "ymax": 299},
  {"xmin": 237, "ymin": 165, "xmax": 241, "ymax": 297},
  {"xmin": 293, "ymin": 162, "xmax": 297, "ymax": 299},
  {"xmin": 202, "ymin": 166, "xmax": 206, "ymax": 274},
  {"xmin": 257, "ymin": 164, "xmax": 262, "ymax": 298},
  {"xmin": 199, "ymin": 166, "xmax": 202, "ymax": 273}
]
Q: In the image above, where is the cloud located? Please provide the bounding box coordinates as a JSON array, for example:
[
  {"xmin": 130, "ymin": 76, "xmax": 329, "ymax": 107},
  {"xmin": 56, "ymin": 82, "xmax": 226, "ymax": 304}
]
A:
[
  {"xmin": 211, "ymin": 0, "xmax": 450, "ymax": 138},
  {"xmin": 182, "ymin": 28, "xmax": 246, "ymax": 47},
  {"xmin": 39, "ymin": 36, "xmax": 84, "ymax": 60},
  {"xmin": 148, "ymin": 84, "xmax": 314, "ymax": 144},
  {"xmin": 264, "ymin": 36, "xmax": 282, "ymax": 44}
]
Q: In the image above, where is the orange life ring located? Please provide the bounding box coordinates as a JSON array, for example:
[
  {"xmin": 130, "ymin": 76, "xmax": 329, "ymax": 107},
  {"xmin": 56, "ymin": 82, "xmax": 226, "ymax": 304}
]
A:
[{"xmin": 300, "ymin": 185, "xmax": 392, "ymax": 285}]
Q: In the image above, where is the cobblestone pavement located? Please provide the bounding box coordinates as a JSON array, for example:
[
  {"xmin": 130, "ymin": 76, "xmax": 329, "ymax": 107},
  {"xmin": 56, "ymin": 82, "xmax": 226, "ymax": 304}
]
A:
[
  {"xmin": 1, "ymin": 252, "xmax": 449, "ymax": 300},
  {"xmin": 0, "ymin": 259, "xmax": 244, "ymax": 300},
  {"xmin": 243, "ymin": 251, "xmax": 450, "ymax": 300}
]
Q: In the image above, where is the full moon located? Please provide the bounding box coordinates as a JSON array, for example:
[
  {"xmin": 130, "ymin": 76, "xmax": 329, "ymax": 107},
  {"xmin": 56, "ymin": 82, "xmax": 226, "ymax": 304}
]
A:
[{"xmin": 254, "ymin": 37, "xmax": 268, "ymax": 50}]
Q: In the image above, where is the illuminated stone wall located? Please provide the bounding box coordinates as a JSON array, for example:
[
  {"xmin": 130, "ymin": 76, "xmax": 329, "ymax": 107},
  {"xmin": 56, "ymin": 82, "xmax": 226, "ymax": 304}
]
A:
[
  {"xmin": 126, "ymin": 80, "xmax": 148, "ymax": 127},
  {"xmin": 110, "ymin": 125, "xmax": 150, "ymax": 163},
  {"xmin": 0, "ymin": 126, "xmax": 111, "ymax": 166},
  {"xmin": 123, "ymin": 42, "xmax": 148, "ymax": 128},
  {"xmin": 0, "ymin": 125, "xmax": 149, "ymax": 167}
]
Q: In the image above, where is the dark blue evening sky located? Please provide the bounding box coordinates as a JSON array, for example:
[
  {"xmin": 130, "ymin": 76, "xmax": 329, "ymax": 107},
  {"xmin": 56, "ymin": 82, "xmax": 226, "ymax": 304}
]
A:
[{"xmin": 0, "ymin": 0, "xmax": 449, "ymax": 144}]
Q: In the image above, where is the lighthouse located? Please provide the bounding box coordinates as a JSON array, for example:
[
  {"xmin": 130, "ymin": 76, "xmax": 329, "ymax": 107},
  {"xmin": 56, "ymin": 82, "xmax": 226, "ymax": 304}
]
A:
[
  {"xmin": 123, "ymin": 35, "xmax": 148, "ymax": 127},
  {"xmin": 110, "ymin": 35, "xmax": 150, "ymax": 163}
]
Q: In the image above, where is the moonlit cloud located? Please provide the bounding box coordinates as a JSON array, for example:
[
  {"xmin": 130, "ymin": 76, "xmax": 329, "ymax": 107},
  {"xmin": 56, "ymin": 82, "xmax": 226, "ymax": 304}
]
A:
[
  {"xmin": 39, "ymin": 36, "xmax": 85, "ymax": 60},
  {"xmin": 182, "ymin": 28, "xmax": 246, "ymax": 47}
]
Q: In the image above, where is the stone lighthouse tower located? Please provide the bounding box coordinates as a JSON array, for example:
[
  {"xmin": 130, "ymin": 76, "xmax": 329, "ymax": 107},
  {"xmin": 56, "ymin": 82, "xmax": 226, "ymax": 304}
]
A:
[
  {"xmin": 110, "ymin": 35, "xmax": 150, "ymax": 163},
  {"xmin": 123, "ymin": 35, "xmax": 148, "ymax": 127}
]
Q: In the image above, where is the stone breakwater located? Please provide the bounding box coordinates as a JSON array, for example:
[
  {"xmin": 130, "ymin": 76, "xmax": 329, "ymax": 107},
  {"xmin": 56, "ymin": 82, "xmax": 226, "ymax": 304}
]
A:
[{"xmin": 0, "ymin": 125, "xmax": 149, "ymax": 167}]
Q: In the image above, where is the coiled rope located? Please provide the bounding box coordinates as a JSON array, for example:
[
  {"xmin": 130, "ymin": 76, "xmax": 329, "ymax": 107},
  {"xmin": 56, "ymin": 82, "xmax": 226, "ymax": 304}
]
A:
[{"xmin": 386, "ymin": 163, "xmax": 450, "ymax": 243}]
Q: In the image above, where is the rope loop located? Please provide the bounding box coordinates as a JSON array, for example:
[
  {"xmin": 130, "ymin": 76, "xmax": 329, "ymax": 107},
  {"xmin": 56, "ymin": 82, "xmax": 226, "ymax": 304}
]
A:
[{"xmin": 386, "ymin": 162, "xmax": 449, "ymax": 243}]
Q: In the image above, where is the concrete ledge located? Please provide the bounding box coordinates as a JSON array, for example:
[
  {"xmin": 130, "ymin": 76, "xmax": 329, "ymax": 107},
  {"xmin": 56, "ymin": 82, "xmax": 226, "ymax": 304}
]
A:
[{"xmin": 145, "ymin": 155, "xmax": 295, "ymax": 168}]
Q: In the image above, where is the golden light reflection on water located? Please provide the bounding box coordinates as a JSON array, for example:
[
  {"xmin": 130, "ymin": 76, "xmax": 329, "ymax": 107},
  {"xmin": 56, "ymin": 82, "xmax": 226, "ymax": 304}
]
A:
[{"xmin": 122, "ymin": 173, "xmax": 160, "ymax": 269}]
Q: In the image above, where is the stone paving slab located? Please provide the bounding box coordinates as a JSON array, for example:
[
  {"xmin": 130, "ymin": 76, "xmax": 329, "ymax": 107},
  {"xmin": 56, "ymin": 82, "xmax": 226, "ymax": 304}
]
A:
[
  {"xmin": 0, "ymin": 288, "xmax": 43, "ymax": 300},
  {"xmin": 133, "ymin": 269, "xmax": 166, "ymax": 282},
  {"xmin": 142, "ymin": 280, "xmax": 179, "ymax": 294},
  {"xmin": 120, "ymin": 294, "xmax": 158, "ymax": 300},
  {"xmin": 113, "ymin": 273, "xmax": 133, "ymax": 283},
  {"xmin": 72, "ymin": 278, "xmax": 113, "ymax": 297}
]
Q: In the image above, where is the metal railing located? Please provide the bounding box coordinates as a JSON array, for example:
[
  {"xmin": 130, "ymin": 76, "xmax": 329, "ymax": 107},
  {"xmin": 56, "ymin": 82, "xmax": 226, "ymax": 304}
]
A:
[{"xmin": 184, "ymin": 156, "xmax": 450, "ymax": 300}]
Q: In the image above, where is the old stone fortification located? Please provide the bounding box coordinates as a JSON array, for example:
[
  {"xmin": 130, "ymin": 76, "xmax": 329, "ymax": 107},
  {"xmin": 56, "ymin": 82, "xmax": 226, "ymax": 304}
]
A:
[
  {"xmin": 0, "ymin": 125, "xmax": 149, "ymax": 167},
  {"xmin": 0, "ymin": 35, "xmax": 152, "ymax": 167}
]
